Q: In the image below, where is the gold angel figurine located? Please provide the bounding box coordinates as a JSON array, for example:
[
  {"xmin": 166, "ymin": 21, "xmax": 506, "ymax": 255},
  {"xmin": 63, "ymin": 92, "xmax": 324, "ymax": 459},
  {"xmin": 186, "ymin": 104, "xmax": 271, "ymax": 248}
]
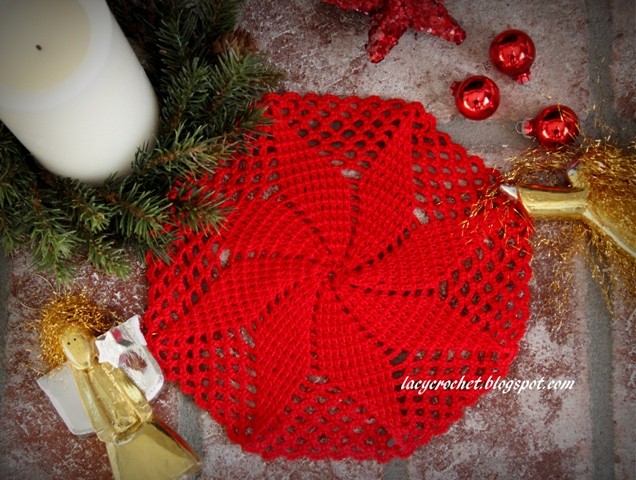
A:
[
  {"xmin": 500, "ymin": 156, "xmax": 636, "ymax": 261},
  {"xmin": 59, "ymin": 325, "xmax": 202, "ymax": 480},
  {"xmin": 481, "ymin": 140, "xmax": 636, "ymax": 331}
]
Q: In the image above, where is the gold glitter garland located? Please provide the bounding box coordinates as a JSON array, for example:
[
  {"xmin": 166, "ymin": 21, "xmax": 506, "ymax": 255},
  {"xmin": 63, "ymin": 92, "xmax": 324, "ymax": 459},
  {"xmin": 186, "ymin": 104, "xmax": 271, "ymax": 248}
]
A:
[{"xmin": 37, "ymin": 291, "xmax": 118, "ymax": 370}]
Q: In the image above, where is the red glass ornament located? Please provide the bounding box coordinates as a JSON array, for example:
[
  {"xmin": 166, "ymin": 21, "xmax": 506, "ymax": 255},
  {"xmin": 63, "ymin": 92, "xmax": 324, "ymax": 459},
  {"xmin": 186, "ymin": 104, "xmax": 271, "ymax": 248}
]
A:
[
  {"xmin": 522, "ymin": 105, "xmax": 580, "ymax": 149},
  {"xmin": 450, "ymin": 75, "xmax": 500, "ymax": 120},
  {"xmin": 489, "ymin": 29, "xmax": 536, "ymax": 84}
]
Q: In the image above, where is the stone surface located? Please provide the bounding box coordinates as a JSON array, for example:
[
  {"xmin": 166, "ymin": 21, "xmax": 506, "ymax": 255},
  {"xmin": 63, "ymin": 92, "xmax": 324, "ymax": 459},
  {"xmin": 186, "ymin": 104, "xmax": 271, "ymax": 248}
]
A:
[
  {"xmin": 609, "ymin": 0, "xmax": 636, "ymax": 122},
  {"xmin": 610, "ymin": 277, "xmax": 636, "ymax": 480},
  {"xmin": 1, "ymin": 0, "xmax": 634, "ymax": 479},
  {"xmin": 242, "ymin": 0, "xmax": 591, "ymax": 122}
]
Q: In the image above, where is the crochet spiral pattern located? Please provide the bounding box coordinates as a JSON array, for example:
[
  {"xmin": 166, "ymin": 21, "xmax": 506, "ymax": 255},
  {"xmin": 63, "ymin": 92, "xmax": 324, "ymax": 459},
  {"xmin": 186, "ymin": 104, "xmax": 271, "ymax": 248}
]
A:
[{"xmin": 144, "ymin": 92, "xmax": 533, "ymax": 461}]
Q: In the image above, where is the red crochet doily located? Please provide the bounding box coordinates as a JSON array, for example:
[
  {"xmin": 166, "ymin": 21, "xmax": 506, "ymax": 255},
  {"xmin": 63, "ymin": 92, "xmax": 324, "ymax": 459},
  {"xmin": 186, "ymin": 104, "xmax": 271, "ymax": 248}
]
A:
[{"xmin": 144, "ymin": 92, "xmax": 533, "ymax": 462}]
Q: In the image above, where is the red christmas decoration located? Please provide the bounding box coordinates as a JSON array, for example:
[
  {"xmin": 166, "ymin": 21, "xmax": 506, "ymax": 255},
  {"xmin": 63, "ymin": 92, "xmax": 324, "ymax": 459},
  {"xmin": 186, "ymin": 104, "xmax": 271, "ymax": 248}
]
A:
[
  {"xmin": 451, "ymin": 75, "xmax": 500, "ymax": 120},
  {"xmin": 144, "ymin": 92, "xmax": 533, "ymax": 462},
  {"xmin": 489, "ymin": 29, "xmax": 536, "ymax": 84},
  {"xmin": 522, "ymin": 104, "xmax": 580, "ymax": 149},
  {"xmin": 324, "ymin": 0, "xmax": 466, "ymax": 63}
]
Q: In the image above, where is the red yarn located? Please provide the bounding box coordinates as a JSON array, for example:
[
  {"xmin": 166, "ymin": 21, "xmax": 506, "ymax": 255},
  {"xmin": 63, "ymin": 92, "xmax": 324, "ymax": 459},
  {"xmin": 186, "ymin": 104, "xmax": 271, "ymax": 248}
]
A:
[{"xmin": 144, "ymin": 92, "xmax": 533, "ymax": 462}]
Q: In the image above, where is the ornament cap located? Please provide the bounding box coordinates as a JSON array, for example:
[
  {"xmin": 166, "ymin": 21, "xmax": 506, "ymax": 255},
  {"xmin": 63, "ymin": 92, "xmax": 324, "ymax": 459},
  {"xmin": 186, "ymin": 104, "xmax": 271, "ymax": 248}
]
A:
[
  {"xmin": 521, "ymin": 118, "xmax": 536, "ymax": 137},
  {"xmin": 513, "ymin": 71, "xmax": 532, "ymax": 85}
]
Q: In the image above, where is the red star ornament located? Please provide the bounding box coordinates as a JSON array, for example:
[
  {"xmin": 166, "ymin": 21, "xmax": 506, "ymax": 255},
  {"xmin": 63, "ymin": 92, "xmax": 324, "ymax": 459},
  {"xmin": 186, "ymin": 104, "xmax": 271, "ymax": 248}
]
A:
[{"xmin": 324, "ymin": 0, "xmax": 466, "ymax": 62}]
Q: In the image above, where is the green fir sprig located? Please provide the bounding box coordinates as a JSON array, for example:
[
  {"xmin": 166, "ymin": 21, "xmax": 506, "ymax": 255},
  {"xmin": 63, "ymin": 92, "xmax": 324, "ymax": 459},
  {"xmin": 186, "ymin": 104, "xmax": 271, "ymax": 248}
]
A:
[{"xmin": 0, "ymin": 0, "xmax": 283, "ymax": 282}]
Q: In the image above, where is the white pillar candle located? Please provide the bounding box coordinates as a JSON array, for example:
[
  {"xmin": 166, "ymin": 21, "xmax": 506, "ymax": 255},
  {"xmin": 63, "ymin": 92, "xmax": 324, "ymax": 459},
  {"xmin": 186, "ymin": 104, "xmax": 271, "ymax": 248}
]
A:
[{"xmin": 0, "ymin": 0, "xmax": 159, "ymax": 184}]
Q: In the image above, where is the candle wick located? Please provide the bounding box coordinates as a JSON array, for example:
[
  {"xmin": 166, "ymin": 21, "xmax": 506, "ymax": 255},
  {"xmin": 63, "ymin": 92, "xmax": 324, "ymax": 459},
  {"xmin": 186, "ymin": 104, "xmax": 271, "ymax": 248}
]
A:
[{"xmin": 36, "ymin": 44, "xmax": 43, "ymax": 51}]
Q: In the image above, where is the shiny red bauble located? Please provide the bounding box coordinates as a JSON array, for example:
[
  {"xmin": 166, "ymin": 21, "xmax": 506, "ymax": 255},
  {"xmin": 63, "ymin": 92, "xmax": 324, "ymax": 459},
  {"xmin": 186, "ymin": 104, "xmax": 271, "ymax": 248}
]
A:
[
  {"xmin": 489, "ymin": 29, "xmax": 536, "ymax": 84},
  {"xmin": 522, "ymin": 105, "xmax": 580, "ymax": 149},
  {"xmin": 451, "ymin": 75, "xmax": 500, "ymax": 120}
]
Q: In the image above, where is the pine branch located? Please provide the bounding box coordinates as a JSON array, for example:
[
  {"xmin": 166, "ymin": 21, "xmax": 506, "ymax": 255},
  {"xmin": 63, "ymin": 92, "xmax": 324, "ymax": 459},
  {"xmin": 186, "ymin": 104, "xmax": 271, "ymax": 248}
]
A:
[
  {"xmin": 134, "ymin": 125, "xmax": 232, "ymax": 180},
  {"xmin": 0, "ymin": 127, "xmax": 39, "ymax": 254},
  {"xmin": 57, "ymin": 178, "xmax": 111, "ymax": 233},
  {"xmin": 0, "ymin": 204, "xmax": 29, "ymax": 255},
  {"xmin": 101, "ymin": 183, "xmax": 172, "ymax": 241},
  {"xmin": 156, "ymin": 11, "xmax": 197, "ymax": 75},
  {"xmin": 172, "ymin": 183, "xmax": 226, "ymax": 234},
  {"xmin": 26, "ymin": 192, "xmax": 79, "ymax": 282},
  {"xmin": 86, "ymin": 236, "xmax": 133, "ymax": 278},
  {"xmin": 155, "ymin": 0, "xmax": 246, "ymax": 74},
  {"xmin": 0, "ymin": 127, "xmax": 35, "ymax": 208},
  {"xmin": 205, "ymin": 50, "xmax": 284, "ymax": 139},
  {"xmin": 159, "ymin": 59, "xmax": 217, "ymax": 136},
  {"xmin": 195, "ymin": 0, "xmax": 245, "ymax": 38}
]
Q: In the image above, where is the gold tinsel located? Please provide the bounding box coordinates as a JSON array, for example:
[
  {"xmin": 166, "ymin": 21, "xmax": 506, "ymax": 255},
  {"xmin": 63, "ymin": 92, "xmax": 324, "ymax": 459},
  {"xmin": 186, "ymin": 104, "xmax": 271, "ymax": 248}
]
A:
[
  {"xmin": 37, "ymin": 291, "xmax": 118, "ymax": 370},
  {"xmin": 491, "ymin": 139, "xmax": 636, "ymax": 328}
]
